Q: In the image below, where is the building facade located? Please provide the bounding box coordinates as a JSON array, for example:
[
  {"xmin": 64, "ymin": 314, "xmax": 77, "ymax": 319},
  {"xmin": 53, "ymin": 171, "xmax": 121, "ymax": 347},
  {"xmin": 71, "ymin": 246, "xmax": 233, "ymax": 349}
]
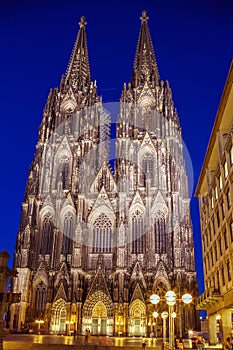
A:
[
  {"xmin": 196, "ymin": 61, "xmax": 233, "ymax": 343},
  {"xmin": 10, "ymin": 11, "xmax": 198, "ymax": 336}
]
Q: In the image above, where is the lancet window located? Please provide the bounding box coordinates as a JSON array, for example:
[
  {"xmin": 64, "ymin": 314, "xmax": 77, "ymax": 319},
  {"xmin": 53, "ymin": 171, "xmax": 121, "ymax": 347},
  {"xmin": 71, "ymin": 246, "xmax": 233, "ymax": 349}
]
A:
[
  {"xmin": 92, "ymin": 213, "xmax": 112, "ymax": 253},
  {"xmin": 154, "ymin": 211, "xmax": 166, "ymax": 254},
  {"xmin": 141, "ymin": 151, "xmax": 154, "ymax": 186},
  {"xmin": 40, "ymin": 214, "xmax": 53, "ymax": 254},
  {"xmin": 62, "ymin": 213, "xmax": 74, "ymax": 254},
  {"xmin": 57, "ymin": 155, "xmax": 69, "ymax": 189},
  {"xmin": 35, "ymin": 281, "xmax": 47, "ymax": 318},
  {"xmin": 131, "ymin": 210, "xmax": 144, "ymax": 254}
]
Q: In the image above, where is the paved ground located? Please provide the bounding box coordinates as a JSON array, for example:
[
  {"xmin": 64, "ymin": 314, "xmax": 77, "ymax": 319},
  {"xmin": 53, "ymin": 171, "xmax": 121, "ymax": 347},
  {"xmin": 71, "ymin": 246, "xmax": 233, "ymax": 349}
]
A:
[
  {"xmin": 1, "ymin": 334, "xmax": 223, "ymax": 350},
  {"xmin": 2, "ymin": 334, "xmax": 159, "ymax": 350}
]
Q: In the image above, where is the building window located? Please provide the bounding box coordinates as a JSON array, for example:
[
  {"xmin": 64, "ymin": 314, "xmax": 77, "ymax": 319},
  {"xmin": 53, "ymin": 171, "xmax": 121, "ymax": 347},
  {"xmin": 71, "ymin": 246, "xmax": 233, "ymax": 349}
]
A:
[
  {"xmin": 93, "ymin": 213, "xmax": 112, "ymax": 253},
  {"xmin": 230, "ymin": 145, "xmax": 233, "ymax": 164},
  {"xmin": 35, "ymin": 281, "xmax": 47, "ymax": 318},
  {"xmin": 215, "ymin": 186, "xmax": 218, "ymax": 199},
  {"xmin": 227, "ymin": 260, "xmax": 231, "ymax": 282},
  {"xmin": 210, "ymin": 249, "xmax": 214, "ymax": 266},
  {"xmin": 223, "ymin": 230, "xmax": 228, "ymax": 250},
  {"xmin": 154, "ymin": 214, "xmax": 166, "ymax": 254},
  {"xmin": 216, "ymin": 271, "xmax": 220, "ymax": 290},
  {"xmin": 221, "ymin": 266, "xmax": 225, "ymax": 286},
  {"xmin": 141, "ymin": 151, "xmax": 154, "ymax": 186},
  {"xmin": 221, "ymin": 201, "xmax": 225, "ymax": 218},
  {"xmin": 57, "ymin": 156, "xmax": 69, "ymax": 189},
  {"xmin": 219, "ymin": 175, "xmax": 223, "ymax": 190},
  {"xmin": 230, "ymin": 221, "xmax": 233, "ymax": 242},
  {"xmin": 41, "ymin": 214, "xmax": 54, "ymax": 254},
  {"xmin": 214, "ymin": 243, "xmax": 217, "ymax": 263},
  {"xmin": 62, "ymin": 214, "xmax": 74, "ymax": 254},
  {"xmin": 226, "ymin": 188, "xmax": 231, "ymax": 209},
  {"xmin": 218, "ymin": 237, "xmax": 222, "ymax": 256},
  {"xmin": 224, "ymin": 161, "xmax": 228, "ymax": 178},
  {"xmin": 132, "ymin": 210, "xmax": 144, "ymax": 254},
  {"xmin": 216, "ymin": 211, "xmax": 220, "ymax": 228}
]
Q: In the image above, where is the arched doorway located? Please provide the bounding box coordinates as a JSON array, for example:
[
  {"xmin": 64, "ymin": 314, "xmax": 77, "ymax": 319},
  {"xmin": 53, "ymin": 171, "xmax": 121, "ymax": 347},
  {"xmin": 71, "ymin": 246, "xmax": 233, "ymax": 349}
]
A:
[
  {"xmin": 82, "ymin": 291, "xmax": 114, "ymax": 336},
  {"xmin": 129, "ymin": 299, "xmax": 147, "ymax": 337},
  {"xmin": 92, "ymin": 301, "xmax": 107, "ymax": 335},
  {"xmin": 50, "ymin": 298, "xmax": 67, "ymax": 334}
]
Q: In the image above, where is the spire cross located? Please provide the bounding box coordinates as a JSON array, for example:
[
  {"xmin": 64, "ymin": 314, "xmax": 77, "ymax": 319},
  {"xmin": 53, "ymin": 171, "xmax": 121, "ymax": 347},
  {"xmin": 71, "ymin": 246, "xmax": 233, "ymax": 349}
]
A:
[
  {"xmin": 140, "ymin": 10, "xmax": 149, "ymax": 22},
  {"xmin": 79, "ymin": 16, "xmax": 87, "ymax": 28}
]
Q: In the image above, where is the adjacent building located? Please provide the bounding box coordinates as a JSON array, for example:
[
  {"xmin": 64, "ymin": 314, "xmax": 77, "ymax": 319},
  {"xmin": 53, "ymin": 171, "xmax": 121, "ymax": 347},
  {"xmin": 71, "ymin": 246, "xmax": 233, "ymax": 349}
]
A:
[
  {"xmin": 10, "ymin": 11, "xmax": 198, "ymax": 336},
  {"xmin": 196, "ymin": 61, "xmax": 233, "ymax": 343}
]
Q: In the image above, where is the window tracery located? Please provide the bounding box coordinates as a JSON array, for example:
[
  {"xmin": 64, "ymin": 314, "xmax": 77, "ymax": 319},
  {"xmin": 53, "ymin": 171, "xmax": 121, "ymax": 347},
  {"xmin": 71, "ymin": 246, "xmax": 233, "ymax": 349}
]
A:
[
  {"xmin": 92, "ymin": 213, "xmax": 112, "ymax": 253},
  {"xmin": 131, "ymin": 210, "xmax": 144, "ymax": 254},
  {"xmin": 35, "ymin": 281, "xmax": 47, "ymax": 317},
  {"xmin": 141, "ymin": 151, "xmax": 154, "ymax": 186},
  {"xmin": 154, "ymin": 210, "xmax": 166, "ymax": 254},
  {"xmin": 62, "ymin": 213, "xmax": 74, "ymax": 254},
  {"xmin": 40, "ymin": 214, "xmax": 53, "ymax": 254}
]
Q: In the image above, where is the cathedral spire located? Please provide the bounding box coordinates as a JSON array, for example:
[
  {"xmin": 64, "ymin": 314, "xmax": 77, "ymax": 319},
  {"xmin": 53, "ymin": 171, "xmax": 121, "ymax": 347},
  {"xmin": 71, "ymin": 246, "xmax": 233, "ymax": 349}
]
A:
[
  {"xmin": 64, "ymin": 16, "xmax": 91, "ymax": 92},
  {"xmin": 131, "ymin": 10, "xmax": 159, "ymax": 88}
]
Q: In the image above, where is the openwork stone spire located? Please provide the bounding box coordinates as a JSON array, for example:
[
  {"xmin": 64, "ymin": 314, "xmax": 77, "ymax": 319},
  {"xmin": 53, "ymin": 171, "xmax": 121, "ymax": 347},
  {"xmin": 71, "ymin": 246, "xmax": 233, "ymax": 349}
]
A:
[
  {"xmin": 131, "ymin": 10, "xmax": 159, "ymax": 88},
  {"xmin": 64, "ymin": 16, "xmax": 91, "ymax": 92}
]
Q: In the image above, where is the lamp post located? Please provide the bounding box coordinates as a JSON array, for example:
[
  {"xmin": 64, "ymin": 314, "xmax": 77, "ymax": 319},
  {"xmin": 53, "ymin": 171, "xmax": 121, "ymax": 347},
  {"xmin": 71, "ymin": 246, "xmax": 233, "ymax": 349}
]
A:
[
  {"xmin": 150, "ymin": 291, "xmax": 193, "ymax": 349},
  {"xmin": 35, "ymin": 319, "xmax": 44, "ymax": 334},
  {"xmin": 161, "ymin": 311, "xmax": 168, "ymax": 344}
]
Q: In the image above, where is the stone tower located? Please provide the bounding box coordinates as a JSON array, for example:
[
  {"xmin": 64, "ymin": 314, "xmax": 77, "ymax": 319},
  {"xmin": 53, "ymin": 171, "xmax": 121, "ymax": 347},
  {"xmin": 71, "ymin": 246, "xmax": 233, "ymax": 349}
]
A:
[{"xmin": 10, "ymin": 11, "xmax": 199, "ymax": 337}]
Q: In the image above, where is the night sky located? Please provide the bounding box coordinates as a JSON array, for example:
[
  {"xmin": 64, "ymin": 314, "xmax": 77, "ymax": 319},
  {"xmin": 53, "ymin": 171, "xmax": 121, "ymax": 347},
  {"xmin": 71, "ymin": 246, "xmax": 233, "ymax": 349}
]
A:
[{"xmin": 1, "ymin": 0, "xmax": 233, "ymax": 295}]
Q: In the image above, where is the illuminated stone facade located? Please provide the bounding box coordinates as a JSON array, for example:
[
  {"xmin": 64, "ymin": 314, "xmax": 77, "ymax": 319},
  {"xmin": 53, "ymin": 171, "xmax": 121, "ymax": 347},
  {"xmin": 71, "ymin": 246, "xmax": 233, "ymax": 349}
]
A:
[
  {"xmin": 196, "ymin": 61, "xmax": 233, "ymax": 343},
  {"xmin": 10, "ymin": 11, "xmax": 198, "ymax": 336}
]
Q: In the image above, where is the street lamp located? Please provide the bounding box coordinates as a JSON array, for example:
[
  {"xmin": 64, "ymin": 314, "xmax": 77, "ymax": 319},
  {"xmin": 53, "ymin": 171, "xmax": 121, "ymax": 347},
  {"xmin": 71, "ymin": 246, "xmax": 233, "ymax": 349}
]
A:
[
  {"xmin": 150, "ymin": 291, "xmax": 193, "ymax": 349},
  {"xmin": 161, "ymin": 311, "xmax": 168, "ymax": 344},
  {"xmin": 35, "ymin": 319, "xmax": 44, "ymax": 334}
]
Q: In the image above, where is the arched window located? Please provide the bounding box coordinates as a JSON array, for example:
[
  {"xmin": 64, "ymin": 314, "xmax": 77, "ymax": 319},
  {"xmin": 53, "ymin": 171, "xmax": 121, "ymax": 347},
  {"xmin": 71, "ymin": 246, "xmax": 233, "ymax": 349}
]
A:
[
  {"xmin": 92, "ymin": 213, "xmax": 112, "ymax": 253},
  {"xmin": 154, "ymin": 212, "xmax": 166, "ymax": 254},
  {"xmin": 132, "ymin": 210, "xmax": 144, "ymax": 254},
  {"xmin": 62, "ymin": 214, "xmax": 74, "ymax": 254},
  {"xmin": 57, "ymin": 155, "xmax": 69, "ymax": 189},
  {"xmin": 41, "ymin": 214, "xmax": 53, "ymax": 254},
  {"xmin": 141, "ymin": 151, "xmax": 154, "ymax": 186},
  {"xmin": 35, "ymin": 281, "xmax": 47, "ymax": 318}
]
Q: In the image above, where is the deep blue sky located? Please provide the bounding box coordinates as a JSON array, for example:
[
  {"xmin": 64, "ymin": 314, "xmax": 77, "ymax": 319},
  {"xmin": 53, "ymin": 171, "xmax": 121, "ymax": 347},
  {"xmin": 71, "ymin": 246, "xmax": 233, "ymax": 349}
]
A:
[{"xmin": 1, "ymin": 0, "xmax": 233, "ymax": 295}]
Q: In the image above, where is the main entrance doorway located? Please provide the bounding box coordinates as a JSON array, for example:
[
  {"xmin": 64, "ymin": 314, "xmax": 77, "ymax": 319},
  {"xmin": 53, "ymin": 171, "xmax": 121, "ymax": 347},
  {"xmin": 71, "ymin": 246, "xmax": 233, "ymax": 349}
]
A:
[
  {"xmin": 91, "ymin": 301, "xmax": 107, "ymax": 335},
  {"xmin": 128, "ymin": 299, "xmax": 147, "ymax": 337}
]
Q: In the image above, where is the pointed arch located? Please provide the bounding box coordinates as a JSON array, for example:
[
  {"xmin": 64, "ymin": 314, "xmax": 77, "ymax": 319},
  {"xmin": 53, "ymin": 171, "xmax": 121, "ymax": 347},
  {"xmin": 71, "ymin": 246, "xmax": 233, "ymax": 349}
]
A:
[
  {"xmin": 92, "ymin": 213, "xmax": 112, "ymax": 253},
  {"xmin": 129, "ymin": 299, "xmax": 147, "ymax": 337},
  {"xmin": 154, "ymin": 209, "xmax": 167, "ymax": 254},
  {"xmin": 40, "ymin": 213, "xmax": 54, "ymax": 255},
  {"xmin": 131, "ymin": 209, "xmax": 144, "ymax": 254},
  {"xmin": 33, "ymin": 281, "xmax": 47, "ymax": 318},
  {"xmin": 61, "ymin": 213, "xmax": 74, "ymax": 254},
  {"xmin": 50, "ymin": 298, "xmax": 67, "ymax": 334},
  {"xmin": 139, "ymin": 146, "xmax": 155, "ymax": 186}
]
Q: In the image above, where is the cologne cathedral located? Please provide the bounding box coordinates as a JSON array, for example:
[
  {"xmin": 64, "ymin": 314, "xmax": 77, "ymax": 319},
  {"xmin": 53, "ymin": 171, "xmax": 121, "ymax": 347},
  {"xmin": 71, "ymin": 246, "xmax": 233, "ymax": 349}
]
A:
[{"xmin": 10, "ymin": 11, "xmax": 199, "ymax": 336}]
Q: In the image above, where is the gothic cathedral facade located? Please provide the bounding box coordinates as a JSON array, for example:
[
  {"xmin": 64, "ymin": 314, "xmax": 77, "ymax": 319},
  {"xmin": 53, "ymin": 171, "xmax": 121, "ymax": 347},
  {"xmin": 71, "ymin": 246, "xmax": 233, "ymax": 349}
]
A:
[{"xmin": 10, "ymin": 11, "xmax": 199, "ymax": 336}]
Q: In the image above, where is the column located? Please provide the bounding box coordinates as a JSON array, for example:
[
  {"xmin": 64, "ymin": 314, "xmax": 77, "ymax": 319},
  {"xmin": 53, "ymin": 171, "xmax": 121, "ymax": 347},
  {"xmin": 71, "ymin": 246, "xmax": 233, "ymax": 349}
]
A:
[
  {"xmin": 221, "ymin": 309, "xmax": 232, "ymax": 342},
  {"xmin": 208, "ymin": 314, "xmax": 218, "ymax": 345}
]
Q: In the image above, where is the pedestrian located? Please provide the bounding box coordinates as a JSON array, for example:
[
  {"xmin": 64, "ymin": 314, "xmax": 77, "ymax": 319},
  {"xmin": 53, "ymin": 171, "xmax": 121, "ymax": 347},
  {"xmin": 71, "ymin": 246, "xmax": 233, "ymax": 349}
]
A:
[
  {"xmin": 225, "ymin": 331, "xmax": 233, "ymax": 350},
  {"xmin": 84, "ymin": 328, "xmax": 88, "ymax": 343},
  {"xmin": 142, "ymin": 336, "xmax": 147, "ymax": 350},
  {"xmin": 73, "ymin": 329, "xmax": 77, "ymax": 339}
]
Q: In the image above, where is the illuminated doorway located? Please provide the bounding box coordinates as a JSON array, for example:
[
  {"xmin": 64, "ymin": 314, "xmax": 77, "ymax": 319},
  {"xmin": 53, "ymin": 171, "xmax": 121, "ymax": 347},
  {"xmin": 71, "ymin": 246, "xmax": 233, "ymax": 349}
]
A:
[
  {"xmin": 50, "ymin": 298, "xmax": 67, "ymax": 334},
  {"xmin": 129, "ymin": 299, "xmax": 147, "ymax": 337}
]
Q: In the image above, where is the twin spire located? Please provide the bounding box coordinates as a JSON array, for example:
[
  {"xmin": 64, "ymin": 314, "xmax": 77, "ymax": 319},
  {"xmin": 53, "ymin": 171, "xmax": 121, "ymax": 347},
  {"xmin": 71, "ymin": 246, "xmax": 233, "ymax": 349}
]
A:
[
  {"xmin": 64, "ymin": 16, "xmax": 91, "ymax": 92},
  {"xmin": 64, "ymin": 11, "xmax": 159, "ymax": 94}
]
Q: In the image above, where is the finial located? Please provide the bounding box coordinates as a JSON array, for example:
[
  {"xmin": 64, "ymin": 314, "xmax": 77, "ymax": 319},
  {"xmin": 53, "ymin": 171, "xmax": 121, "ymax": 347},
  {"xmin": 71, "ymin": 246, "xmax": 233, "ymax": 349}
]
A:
[
  {"xmin": 79, "ymin": 16, "xmax": 87, "ymax": 28},
  {"xmin": 140, "ymin": 10, "xmax": 149, "ymax": 22}
]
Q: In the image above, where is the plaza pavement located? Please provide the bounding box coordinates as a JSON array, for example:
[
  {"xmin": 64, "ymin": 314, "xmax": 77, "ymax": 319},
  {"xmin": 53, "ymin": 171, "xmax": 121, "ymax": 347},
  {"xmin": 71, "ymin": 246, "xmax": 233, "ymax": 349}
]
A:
[{"xmin": 2, "ymin": 334, "xmax": 223, "ymax": 350}]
